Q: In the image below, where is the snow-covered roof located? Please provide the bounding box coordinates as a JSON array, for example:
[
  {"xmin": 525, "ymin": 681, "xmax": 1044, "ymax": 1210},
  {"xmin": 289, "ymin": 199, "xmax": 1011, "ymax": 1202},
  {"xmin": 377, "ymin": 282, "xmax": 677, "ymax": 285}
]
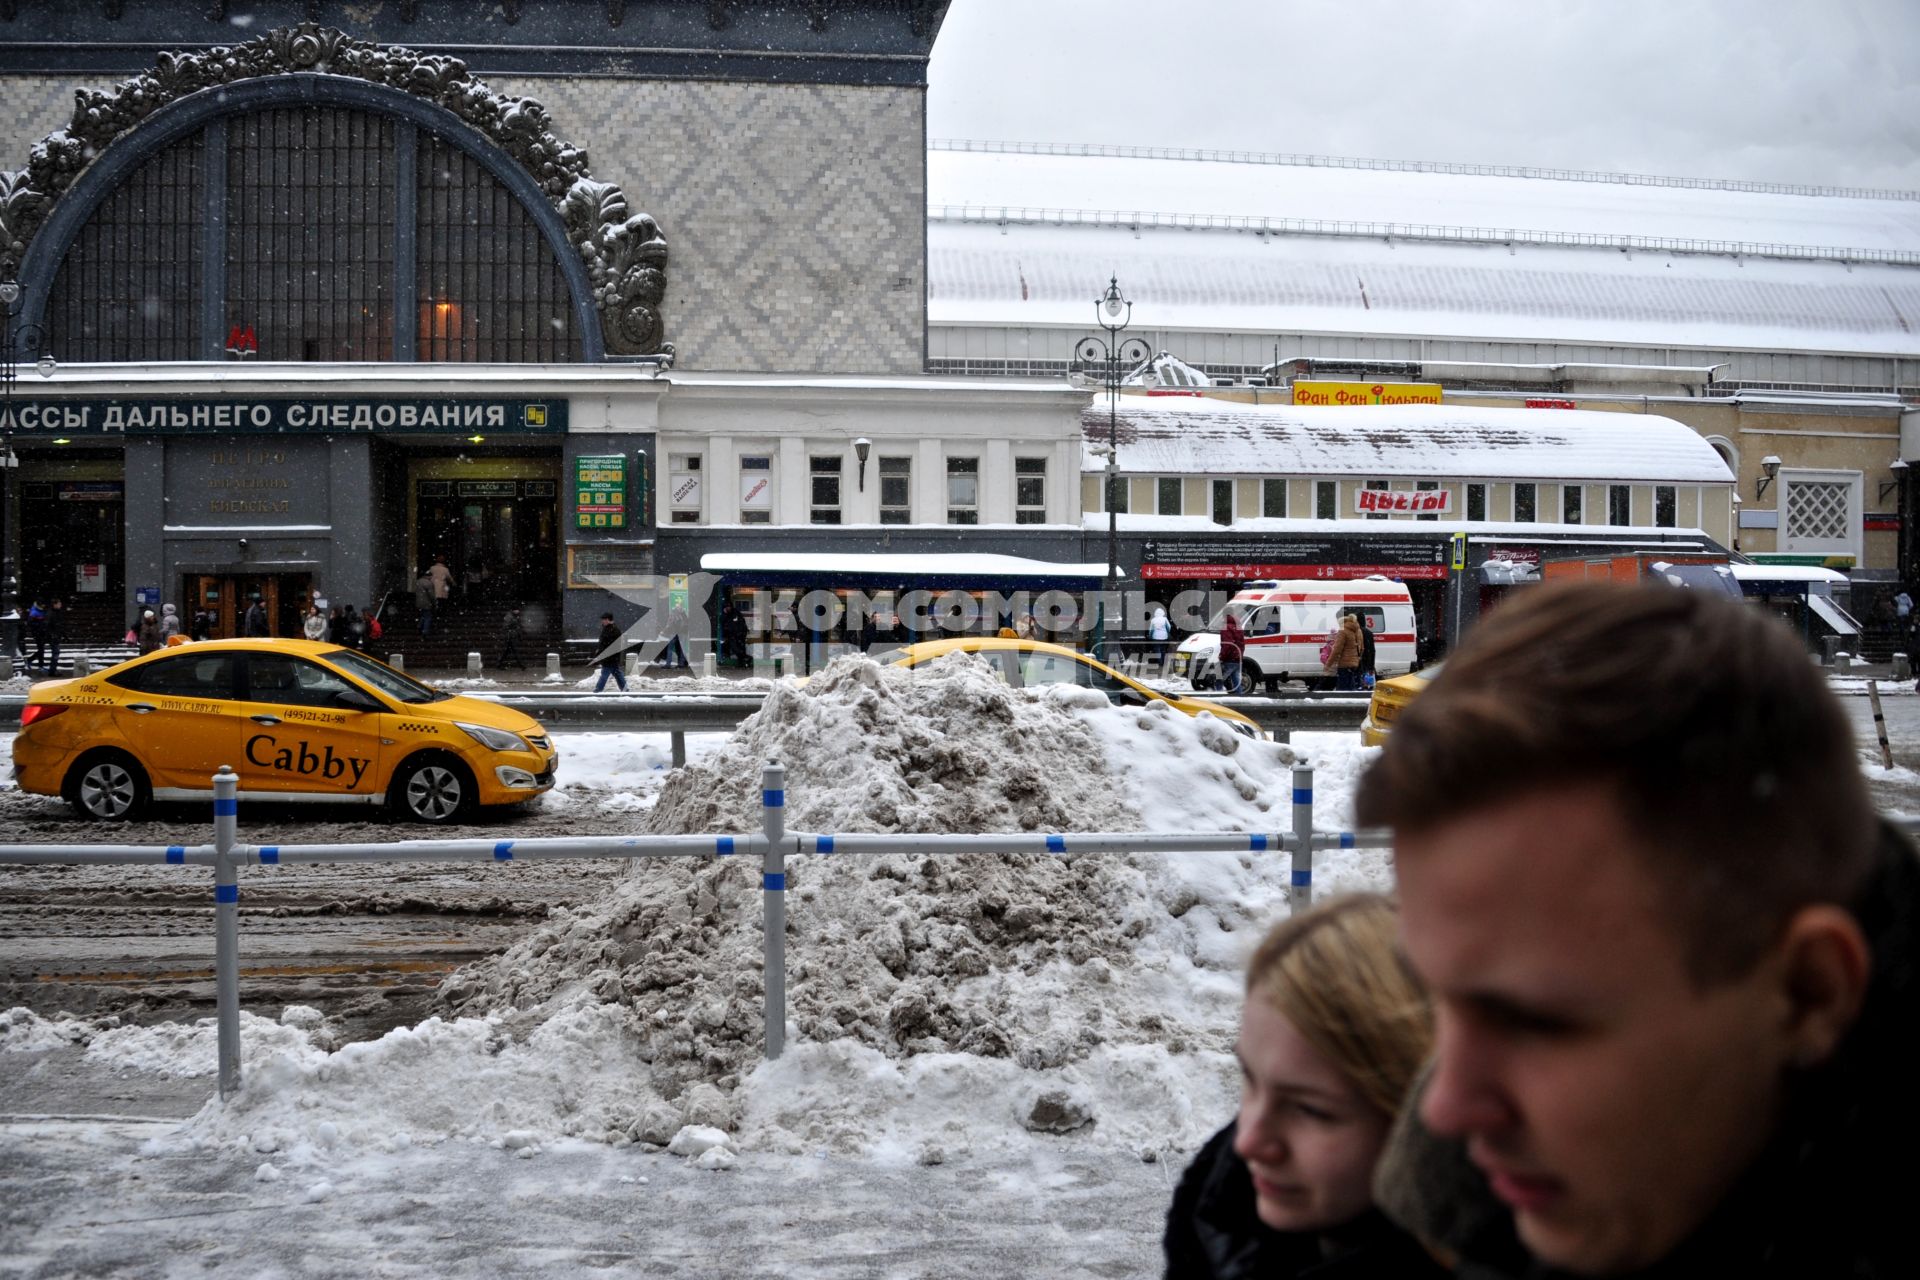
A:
[
  {"xmin": 1085, "ymin": 400, "xmax": 1736, "ymax": 484},
  {"xmin": 928, "ymin": 145, "xmax": 1920, "ymax": 359},
  {"xmin": 1728, "ymin": 564, "xmax": 1852, "ymax": 583},
  {"xmin": 699, "ymin": 552, "xmax": 1118, "ymax": 579},
  {"xmin": 1085, "ymin": 513, "xmax": 1719, "ymax": 543},
  {"xmin": 1123, "ymin": 351, "xmax": 1212, "ymax": 388}
]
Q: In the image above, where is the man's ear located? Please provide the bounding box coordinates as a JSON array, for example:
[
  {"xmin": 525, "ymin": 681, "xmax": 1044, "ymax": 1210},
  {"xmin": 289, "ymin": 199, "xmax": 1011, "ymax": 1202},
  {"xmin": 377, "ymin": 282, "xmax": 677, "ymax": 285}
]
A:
[{"xmin": 1776, "ymin": 904, "xmax": 1871, "ymax": 1070}]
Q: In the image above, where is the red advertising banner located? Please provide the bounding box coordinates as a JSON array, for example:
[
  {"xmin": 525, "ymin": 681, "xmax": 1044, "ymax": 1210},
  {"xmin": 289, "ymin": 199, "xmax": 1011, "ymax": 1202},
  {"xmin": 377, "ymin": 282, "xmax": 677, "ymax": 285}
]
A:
[{"xmin": 1140, "ymin": 562, "xmax": 1449, "ymax": 581}]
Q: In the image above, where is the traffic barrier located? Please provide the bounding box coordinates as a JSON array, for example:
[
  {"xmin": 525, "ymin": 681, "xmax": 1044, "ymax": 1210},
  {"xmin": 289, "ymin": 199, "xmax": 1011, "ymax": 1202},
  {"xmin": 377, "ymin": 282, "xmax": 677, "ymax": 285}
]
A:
[{"xmin": 0, "ymin": 761, "xmax": 1331, "ymax": 1098}]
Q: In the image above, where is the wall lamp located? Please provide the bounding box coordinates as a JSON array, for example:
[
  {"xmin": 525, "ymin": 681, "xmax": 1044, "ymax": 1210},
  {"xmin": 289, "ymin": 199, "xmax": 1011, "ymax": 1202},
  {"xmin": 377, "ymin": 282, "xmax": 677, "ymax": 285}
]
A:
[
  {"xmin": 1754, "ymin": 455, "xmax": 1781, "ymax": 500},
  {"xmin": 1881, "ymin": 457, "xmax": 1908, "ymax": 503},
  {"xmin": 854, "ymin": 437, "xmax": 871, "ymax": 491}
]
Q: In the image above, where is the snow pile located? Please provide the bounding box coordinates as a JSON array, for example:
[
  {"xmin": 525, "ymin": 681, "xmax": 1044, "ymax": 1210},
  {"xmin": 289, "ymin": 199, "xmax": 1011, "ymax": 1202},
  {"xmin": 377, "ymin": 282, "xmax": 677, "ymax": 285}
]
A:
[
  {"xmin": 159, "ymin": 654, "xmax": 1384, "ymax": 1166},
  {"xmin": 570, "ymin": 672, "xmax": 780, "ymax": 693}
]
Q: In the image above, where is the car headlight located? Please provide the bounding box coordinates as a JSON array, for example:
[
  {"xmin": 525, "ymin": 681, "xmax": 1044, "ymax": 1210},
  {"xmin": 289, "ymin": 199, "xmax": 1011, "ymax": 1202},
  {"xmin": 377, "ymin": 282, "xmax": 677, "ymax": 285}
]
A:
[{"xmin": 456, "ymin": 721, "xmax": 529, "ymax": 752}]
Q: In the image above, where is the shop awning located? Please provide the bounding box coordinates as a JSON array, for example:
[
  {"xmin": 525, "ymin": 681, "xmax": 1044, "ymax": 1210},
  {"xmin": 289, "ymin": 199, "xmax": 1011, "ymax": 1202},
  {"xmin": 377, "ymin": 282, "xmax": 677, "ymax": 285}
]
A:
[
  {"xmin": 1809, "ymin": 594, "xmax": 1860, "ymax": 637},
  {"xmin": 699, "ymin": 553, "xmax": 1119, "ymax": 580}
]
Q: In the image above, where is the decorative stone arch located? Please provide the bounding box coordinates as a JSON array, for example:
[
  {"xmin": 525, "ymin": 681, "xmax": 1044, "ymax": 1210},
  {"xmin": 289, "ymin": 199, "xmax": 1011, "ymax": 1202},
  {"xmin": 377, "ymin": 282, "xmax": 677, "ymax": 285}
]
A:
[
  {"xmin": 1705, "ymin": 434, "xmax": 1740, "ymax": 479},
  {"xmin": 0, "ymin": 24, "xmax": 669, "ymax": 361}
]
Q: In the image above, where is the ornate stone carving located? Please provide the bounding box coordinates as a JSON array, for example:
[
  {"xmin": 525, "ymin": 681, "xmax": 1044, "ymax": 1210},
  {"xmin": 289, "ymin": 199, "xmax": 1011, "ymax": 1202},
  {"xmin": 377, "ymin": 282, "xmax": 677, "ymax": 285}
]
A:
[{"xmin": 0, "ymin": 23, "xmax": 668, "ymax": 356}]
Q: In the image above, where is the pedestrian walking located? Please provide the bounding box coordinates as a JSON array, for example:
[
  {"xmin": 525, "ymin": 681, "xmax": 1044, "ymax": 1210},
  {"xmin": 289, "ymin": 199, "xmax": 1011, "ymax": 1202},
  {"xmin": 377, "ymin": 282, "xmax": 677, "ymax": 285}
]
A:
[
  {"xmin": 243, "ymin": 593, "xmax": 269, "ymax": 637},
  {"xmin": 414, "ymin": 568, "xmax": 436, "ymax": 637},
  {"xmin": 158, "ymin": 603, "xmax": 181, "ymax": 643},
  {"xmin": 1217, "ymin": 611, "xmax": 1246, "ymax": 695},
  {"xmin": 1149, "ymin": 606, "xmax": 1172, "ymax": 670},
  {"xmin": 498, "ymin": 605, "xmax": 527, "ymax": 669},
  {"xmin": 1163, "ymin": 895, "xmax": 1446, "ymax": 1280},
  {"xmin": 24, "ymin": 599, "xmax": 48, "ymax": 671},
  {"xmin": 593, "ymin": 612, "xmax": 628, "ymax": 692},
  {"xmin": 45, "ymin": 597, "xmax": 65, "ymax": 672},
  {"xmin": 190, "ymin": 606, "xmax": 212, "ymax": 642},
  {"xmin": 1325, "ymin": 613, "xmax": 1363, "ymax": 691},
  {"xmin": 661, "ymin": 604, "xmax": 689, "ymax": 668},
  {"xmin": 136, "ymin": 609, "xmax": 162, "ymax": 654},
  {"xmin": 428, "ymin": 554, "xmax": 453, "ymax": 614}
]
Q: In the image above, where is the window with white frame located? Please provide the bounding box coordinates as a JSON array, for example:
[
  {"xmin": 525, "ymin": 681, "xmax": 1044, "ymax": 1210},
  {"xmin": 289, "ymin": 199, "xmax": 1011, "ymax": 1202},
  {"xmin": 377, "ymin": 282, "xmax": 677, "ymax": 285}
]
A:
[
  {"xmin": 946, "ymin": 457, "xmax": 979, "ymax": 524},
  {"xmin": 810, "ymin": 454, "xmax": 842, "ymax": 525},
  {"xmin": 1015, "ymin": 457, "xmax": 1047, "ymax": 524},
  {"xmin": 1416, "ymin": 480, "xmax": 1440, "ymax": 523},
  {"xmin": 1781, "ymin": 470, "xmax": 1861, "ymax": 560},
  {"xmin": 1608, "ymin": 485, "xmax": 1631, "ymax": 526},
  {"xmin": 738, "ymin": 454, "xmax": 772, "ymax": 524},
  {"xmin": 1315, "ymin": 480, "xmax": 1336, "ymax": 519},
  {"xmin": 1262, "ymin": 478, "xmax": 1287, "ymax": 518},
  {"xmin": 1211, "ymin": 478, "xmax": 1233, "ymax": 525},
  {"xmin": 879, "ymin": 456, "xmax": 911, "ymax": 524},
  {"xmin": 1514, "ymin": 483, "xmax": 1537, "ymax": 522},
  {"xmin": 668, "ymin": 453, "xmax": 703, "ymax": 525}
]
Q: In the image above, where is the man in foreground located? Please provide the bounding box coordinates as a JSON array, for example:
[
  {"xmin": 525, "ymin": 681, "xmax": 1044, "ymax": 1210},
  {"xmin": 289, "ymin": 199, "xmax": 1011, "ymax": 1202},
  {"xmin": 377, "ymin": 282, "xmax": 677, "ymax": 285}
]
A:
[{"xmin": 1359, "ymin": 582, "xmax": 1917, "ymax": 1276}]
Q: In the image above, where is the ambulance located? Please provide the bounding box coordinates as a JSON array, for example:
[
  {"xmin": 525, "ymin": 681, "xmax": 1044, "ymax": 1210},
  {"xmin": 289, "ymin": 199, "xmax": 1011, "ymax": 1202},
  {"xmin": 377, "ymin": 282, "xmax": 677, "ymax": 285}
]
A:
[{"xmin": 1174, "ymin": 577, "xmax": 1418, "ymax": 693}]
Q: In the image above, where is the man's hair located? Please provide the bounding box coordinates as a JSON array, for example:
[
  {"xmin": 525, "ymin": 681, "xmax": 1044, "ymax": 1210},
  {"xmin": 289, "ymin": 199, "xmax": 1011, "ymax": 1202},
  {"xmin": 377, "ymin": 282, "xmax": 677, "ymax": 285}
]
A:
[
  {"xmin": 1356, "ymin": 582, "xmax": 1876, "ymax": 984},
  {"xmin": 1247, "ymin": 893, "xmax": 1432, "ymax": 1118}
]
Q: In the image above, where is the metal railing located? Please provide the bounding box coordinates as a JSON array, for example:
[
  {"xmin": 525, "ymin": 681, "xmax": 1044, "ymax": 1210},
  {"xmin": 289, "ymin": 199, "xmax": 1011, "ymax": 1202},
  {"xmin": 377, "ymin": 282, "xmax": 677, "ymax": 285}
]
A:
[{"xmin": 0, "ymin": 761, "xmax": 1369, "ymax": 1100}]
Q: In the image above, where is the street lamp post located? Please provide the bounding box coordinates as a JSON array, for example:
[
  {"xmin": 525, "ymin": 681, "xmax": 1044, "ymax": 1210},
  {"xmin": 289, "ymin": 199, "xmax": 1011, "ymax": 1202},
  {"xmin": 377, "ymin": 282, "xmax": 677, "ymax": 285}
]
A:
[
  {"xmin": 1075, "ymin": 277, "xmax": 1150, "ymax": 663},
  {"xmin": 0, "ymin": 281, "xmax": 53, "ymax": 671}
]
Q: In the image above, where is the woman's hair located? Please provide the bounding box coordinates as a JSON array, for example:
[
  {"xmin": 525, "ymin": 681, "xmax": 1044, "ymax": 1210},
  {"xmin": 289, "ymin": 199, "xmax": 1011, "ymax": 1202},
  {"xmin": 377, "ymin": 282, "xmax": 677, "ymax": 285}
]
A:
[{"xmin": 1245, "ymin": 893, "xmax": 1432, "ymax": 1118}]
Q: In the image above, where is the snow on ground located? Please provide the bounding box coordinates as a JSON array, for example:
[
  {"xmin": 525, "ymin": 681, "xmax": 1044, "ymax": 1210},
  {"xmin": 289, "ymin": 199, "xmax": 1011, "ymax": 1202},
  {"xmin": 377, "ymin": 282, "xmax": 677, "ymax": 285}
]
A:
[{"xmin": 3, "ymin": 653, "xmax": 1385, "ymax": 1178}]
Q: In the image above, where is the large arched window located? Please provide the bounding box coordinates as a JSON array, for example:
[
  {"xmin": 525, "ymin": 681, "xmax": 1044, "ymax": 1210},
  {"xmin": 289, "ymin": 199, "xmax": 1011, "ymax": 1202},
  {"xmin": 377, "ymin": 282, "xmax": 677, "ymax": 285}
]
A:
[{"xmin": 42, "ymin": 103, "xmax": 583, "ymax": 363}]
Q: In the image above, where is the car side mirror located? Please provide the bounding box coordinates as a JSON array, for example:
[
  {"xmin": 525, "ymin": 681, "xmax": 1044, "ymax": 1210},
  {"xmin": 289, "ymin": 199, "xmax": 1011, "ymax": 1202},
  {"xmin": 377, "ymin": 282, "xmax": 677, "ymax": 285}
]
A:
[{"xmin": 333, "ymin": 687, "xmax": 382, "ymax": 712}]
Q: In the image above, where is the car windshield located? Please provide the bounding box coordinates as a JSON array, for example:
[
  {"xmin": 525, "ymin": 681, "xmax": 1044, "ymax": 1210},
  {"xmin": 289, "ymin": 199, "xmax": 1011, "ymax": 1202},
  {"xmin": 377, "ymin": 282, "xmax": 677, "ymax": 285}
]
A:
[{"xmin": 321, "ymin": 648, "xmax": 450, "ymax": 704}]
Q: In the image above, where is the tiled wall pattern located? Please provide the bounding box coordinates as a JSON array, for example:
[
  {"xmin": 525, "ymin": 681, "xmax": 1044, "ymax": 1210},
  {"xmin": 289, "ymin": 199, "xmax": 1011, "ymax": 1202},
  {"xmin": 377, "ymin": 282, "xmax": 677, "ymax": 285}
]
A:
[
  {"xmin": 0, "ymin": 74, "xmax": 927, "ymax": 375},
  {"xmin": 494, "ymin": 77, "xmax": 926, "ymax": 376}
]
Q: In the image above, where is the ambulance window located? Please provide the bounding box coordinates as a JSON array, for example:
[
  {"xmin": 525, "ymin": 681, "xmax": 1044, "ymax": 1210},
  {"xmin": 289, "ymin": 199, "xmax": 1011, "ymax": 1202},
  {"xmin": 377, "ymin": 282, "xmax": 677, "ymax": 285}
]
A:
[
  {"xmin": 1251, "ymin": 606, "xmax": 1282, "ymax": 634},
  {"xmin": 108, "ymin": 653, "xmax": 237, "ymax": 698},
  {"xmin": 245, "ymin": 654, "xmax": 360, "ymax": 708},
  {"xmin": 1349, "ymin": 607, "xmax": 1385, "ymax": 633}
]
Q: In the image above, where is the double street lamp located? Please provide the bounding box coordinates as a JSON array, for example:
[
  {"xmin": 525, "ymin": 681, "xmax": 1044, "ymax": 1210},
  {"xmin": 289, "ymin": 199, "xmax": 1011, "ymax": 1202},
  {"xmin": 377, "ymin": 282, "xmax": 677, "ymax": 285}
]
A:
[
  {"xmin": 0, "ymin": 281, "xmax": 54, "ymax": 668},
  {"xmin": 1075, "ymin": 277, "xmax": 1150, "ymax": 662}
]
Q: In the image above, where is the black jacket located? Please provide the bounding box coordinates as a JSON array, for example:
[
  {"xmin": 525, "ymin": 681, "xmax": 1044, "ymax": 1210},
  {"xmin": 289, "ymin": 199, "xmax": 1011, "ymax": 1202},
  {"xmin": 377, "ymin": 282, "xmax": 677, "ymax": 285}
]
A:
[
  {"xmin": 597, "ymin": 621, "xmax": 623, "ymax": 668},
  {"xmin": 1380, "ymin": 821, "xmax": 1920, "ymax": 1280},
  {"xmin": 1165, "ymin": 1122, "xmax": 1449, "ymax": 1280}
]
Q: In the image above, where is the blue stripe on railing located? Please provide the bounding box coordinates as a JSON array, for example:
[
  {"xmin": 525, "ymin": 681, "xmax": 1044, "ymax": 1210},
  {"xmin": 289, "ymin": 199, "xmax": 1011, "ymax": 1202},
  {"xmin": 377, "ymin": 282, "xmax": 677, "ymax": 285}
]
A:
[
  {"xmin": 493, "ymin": 841, "xmax": 514, "ymax": 861},
  {"xmin": 1340, "ymin": 833, "xmax": 1355, "ymax": 849},
  {"xmin": 1292, "ymin": 788, "xmax": 1312, "ymax": 805},
  {"xmin": 763, "ymin": 789, "xmax": 785, "ymax": 809},
  {"xmin": 1248, "ymin": 834, "xmax": 1269, "ymax": 851},
  {"xmin": 259, "ymin": 846, "xmax": 279, "ymax": 864},
  {"xmin": 1291, "ymin": 869, "xmax": 1312, "ymax": 887},
  {"xmin": 716, "ymin": 837, "xmax": 735, "ymax": 855},
  {"xmin": 816, "ymin": 836, "xmax": 834, "ymax": 853},
  {"xmin": 214, "ymin": 884, "xmax": 239, "ymax": 903},
  {"xmin": 1046, "ymin": 835, "xmax": 1066, "ymax": 853},
  {"xmin": 165, "ymin": 846, "xmax": 185, "ymax": 864},
  {"xmin": 763, "ymin": 873, "xmax": 785, "ymax": 891},
  {"xmin": 213, "ymin": 798, "xmax": 237, "ymax": 817}
]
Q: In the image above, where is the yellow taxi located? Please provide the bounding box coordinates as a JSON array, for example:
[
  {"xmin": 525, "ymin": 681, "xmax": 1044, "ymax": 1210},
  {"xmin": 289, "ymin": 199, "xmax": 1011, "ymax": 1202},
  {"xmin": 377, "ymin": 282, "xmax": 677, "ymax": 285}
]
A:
[
  {"xmin": 889, "ymin": 637, "xmax": 1263, "ymax": 738},
  {"xmin": 1359, "ymin": 663, "xmax": 1440, "ymax": 747},
  {"xmin": 10, "ymin": 639, "xmax": 557, "ymax": 824}
]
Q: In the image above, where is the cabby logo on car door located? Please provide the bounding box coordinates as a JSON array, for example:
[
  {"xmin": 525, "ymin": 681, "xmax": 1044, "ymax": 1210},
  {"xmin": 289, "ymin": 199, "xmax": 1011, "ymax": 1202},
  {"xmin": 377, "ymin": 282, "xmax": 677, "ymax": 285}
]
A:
[{"xmin": 245, "ymin": 735, "xmax": 370, "ymax": 788}]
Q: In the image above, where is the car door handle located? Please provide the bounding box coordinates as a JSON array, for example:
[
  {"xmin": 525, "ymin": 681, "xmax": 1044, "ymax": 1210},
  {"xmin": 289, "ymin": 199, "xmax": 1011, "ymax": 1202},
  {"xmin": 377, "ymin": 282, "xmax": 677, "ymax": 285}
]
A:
[
  {"xmin": 250, "ymin": 714, "xmax": 281, "ymax": 725},
  {"xmin": 127, "ymin": 703, "xmax": 156, "ymax": 714}
]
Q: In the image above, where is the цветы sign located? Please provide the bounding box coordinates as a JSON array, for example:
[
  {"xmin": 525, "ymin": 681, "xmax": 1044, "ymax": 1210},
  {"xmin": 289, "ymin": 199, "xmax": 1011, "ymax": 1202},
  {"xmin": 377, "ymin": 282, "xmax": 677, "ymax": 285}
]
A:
[{"xmin": 1356, "ymin": 488, "xmax": 1452, "ymax": 515}]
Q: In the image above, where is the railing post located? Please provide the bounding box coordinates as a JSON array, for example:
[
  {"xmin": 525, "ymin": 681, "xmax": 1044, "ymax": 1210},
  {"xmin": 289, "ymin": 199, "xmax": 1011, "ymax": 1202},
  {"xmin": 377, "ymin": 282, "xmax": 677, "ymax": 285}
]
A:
[
  {"xmin": 1288, "ymin": 764, "xmax": 1314, "ymax": 915},
  {"xmin": 760, "ymin": 761, "xmax": 787, "ymax": 1060},
  {"xmin": 671, "ymin": 730, "xmax": 687, "ymax": 769},
  {"xmin": 212, "ymin": 766, "xmax": 242, "ymax": 1099}
]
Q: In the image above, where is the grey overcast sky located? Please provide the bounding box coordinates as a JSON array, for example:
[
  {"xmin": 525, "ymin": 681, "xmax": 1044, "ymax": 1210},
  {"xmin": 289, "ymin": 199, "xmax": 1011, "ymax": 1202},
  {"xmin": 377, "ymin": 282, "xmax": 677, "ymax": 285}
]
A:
[{"xmin": 927, "ymin": 0, "xmax": 1920, "ymax": 189}]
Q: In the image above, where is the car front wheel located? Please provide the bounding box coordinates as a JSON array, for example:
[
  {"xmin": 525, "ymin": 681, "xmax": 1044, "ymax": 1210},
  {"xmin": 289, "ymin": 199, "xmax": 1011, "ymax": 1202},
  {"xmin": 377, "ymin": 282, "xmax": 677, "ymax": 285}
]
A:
[
  {"xmin": 65, "ymin": 751, "xmax": 151, "ymax": 821},
  {"xmin": 389, "ymin": 755, "xmax": 475, "ymax": 824}
]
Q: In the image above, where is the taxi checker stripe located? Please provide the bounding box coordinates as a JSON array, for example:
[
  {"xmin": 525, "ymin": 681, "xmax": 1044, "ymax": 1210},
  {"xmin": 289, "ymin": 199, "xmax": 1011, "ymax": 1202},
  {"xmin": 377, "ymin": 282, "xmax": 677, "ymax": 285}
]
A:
[
  {"xmin": 260, "ymin": 846, "xmax": 280, "ymax": 864},
  {"xmin": 166, "ymin": 846, "xmax": 185, "ymax": 863},
  {"xmin": 493, "ymin": 841, "xmax": 514, "ymax": 861},
  {"xmin": 214, "ymin": 884, "xmax": 239, "ymax": 903}
]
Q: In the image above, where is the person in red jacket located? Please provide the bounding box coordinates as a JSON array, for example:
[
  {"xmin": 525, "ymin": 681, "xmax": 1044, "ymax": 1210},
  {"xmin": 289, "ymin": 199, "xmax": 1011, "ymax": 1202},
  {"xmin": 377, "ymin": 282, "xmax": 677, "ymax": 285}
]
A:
[{"xmin": 1217, "ymin": 612, "xmax": 1246, "ymax": 695}]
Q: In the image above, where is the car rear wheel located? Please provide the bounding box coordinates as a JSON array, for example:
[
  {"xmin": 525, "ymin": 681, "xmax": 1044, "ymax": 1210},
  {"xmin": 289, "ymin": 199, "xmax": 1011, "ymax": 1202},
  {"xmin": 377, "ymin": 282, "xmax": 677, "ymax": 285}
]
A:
[
  {"xmin": 64, "ymin": 751, "xmax": 151, "ymax": 821},
  {"xmin": 389, "ymin": 754, "xmax": 475, "ymax": 824}
]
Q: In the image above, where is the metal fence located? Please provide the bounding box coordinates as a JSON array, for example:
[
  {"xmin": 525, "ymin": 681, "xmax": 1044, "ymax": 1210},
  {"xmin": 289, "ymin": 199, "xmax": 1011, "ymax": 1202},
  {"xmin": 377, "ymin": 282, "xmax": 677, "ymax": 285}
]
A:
[{"xmin": 0, "ymin": 761, "xmax": 1379, "ymax": 1100}]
